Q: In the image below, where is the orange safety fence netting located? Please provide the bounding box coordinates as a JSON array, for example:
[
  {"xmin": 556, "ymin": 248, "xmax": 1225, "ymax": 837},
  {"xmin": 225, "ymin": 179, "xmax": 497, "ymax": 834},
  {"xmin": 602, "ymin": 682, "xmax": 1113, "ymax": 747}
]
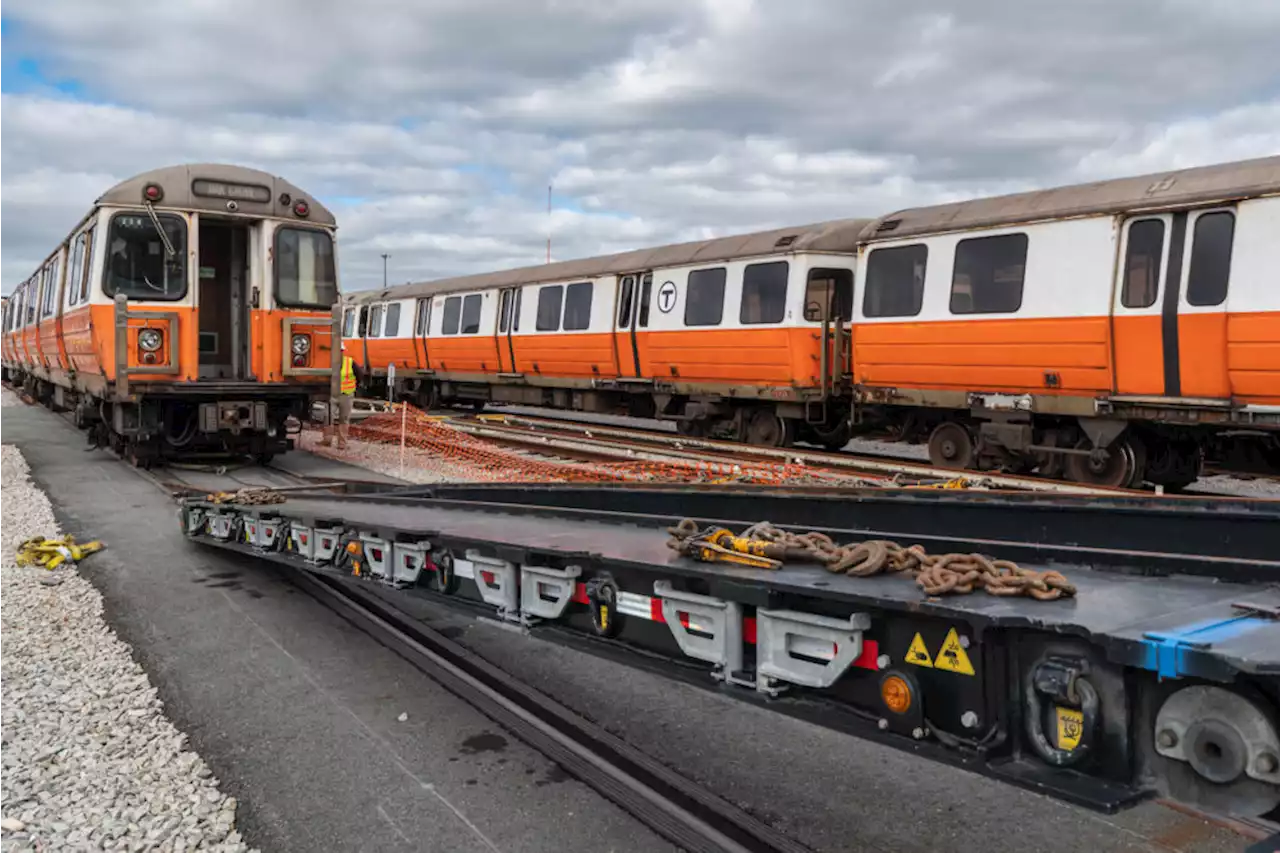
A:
[{"xmin": 325, "ymin": 404, "xmax": 847, "ymax": 485}]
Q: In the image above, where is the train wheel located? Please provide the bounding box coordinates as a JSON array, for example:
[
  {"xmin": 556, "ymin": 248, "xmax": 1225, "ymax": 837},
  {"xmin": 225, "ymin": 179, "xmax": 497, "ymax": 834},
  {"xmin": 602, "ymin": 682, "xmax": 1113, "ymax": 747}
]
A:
[
  {"xmin": 927, "ymin": 422, "xmax": 976, "ymax": 470},
  {"xmin": 676, "ymin": 418, "xmax": 709, "ymax": 438},
  {"xmin": 745, "ymin": 410, "xmax": 794, "ymax": 447},
  {"xmin": 1065, "ymin": 438, "xmax": 1141, "ymax": 489},
  {"xmin": 810, "ymin": 420, "xmax": 852, "ymax": 452}
]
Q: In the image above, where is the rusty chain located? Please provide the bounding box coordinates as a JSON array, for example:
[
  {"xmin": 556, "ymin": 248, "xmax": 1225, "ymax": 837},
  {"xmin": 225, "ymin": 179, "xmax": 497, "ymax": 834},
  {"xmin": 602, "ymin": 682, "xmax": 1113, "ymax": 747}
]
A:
[
  {"xmin": 667, "ymin": 519, "xmax": 1075, "ymax": 601},
  {"xmin": 204, "ymin": 487, "xmax": 287, "ymax": 506}
]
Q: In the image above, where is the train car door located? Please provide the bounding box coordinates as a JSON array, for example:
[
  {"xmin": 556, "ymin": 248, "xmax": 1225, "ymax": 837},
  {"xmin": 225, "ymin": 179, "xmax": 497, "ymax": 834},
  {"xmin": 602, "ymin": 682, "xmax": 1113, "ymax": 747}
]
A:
[
  {"xmin": 1174, "ymin": 208, "xmax": 1234, "ymax": 399},
  {"xmin": 496, "ymin": 287, "xmax": 519, "ymax": 373},
  {"xmin": 412, "ymin": 297, "xmax": 430, "ymax": 369},
  {"xmin": 197, "ymin": 220, "xmax": 251, "ymax": 380},
  {"xmin": 614, "ymin": 273, "xmax": 652, "ymax": 377},
  {"xmin": 1111, "ymin": 209, "xmax": 1234, "ymax": 399}
]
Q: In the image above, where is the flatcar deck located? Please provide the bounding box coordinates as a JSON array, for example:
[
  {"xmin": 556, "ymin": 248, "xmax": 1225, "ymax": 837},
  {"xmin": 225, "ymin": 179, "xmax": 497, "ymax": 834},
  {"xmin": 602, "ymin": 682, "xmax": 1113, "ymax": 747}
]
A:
[{"xmin": 181, "ymin": 482, "xmax": 1280, "ymax": 820}]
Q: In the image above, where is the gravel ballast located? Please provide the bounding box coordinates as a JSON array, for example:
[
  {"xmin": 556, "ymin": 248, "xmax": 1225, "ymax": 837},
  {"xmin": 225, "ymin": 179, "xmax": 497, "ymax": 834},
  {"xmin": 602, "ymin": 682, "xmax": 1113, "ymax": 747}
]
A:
[{"xmin": 0, "ymin": 441, "xmax": 256, "ymax": 853}]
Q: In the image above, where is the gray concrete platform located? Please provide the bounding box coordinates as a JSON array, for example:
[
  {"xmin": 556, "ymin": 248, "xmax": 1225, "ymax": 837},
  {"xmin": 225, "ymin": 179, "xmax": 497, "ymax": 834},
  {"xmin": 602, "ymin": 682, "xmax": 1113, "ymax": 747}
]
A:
[
  {"xmin": 2, "ymin": 404, "xmax": 669, "ymax": 853},
  {"xmin": 1, "ymin": 403, "xmax": 1251, "ymax": 853}
]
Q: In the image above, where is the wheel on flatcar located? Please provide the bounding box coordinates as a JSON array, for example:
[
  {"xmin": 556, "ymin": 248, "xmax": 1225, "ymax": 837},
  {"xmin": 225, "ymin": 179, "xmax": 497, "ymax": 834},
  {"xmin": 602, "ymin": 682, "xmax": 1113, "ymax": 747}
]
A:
[
  {"xmin": 744, "ymin": 408, "xmax": 795, "ymax": 448},
  {"xmin": 1064, "ymin": 436, "xmax": 1147, "ymax": 489}
]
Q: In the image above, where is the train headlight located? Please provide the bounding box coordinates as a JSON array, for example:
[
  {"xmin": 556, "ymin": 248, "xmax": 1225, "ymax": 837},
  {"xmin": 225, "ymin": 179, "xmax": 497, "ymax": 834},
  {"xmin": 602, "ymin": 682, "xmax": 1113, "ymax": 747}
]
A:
[
  {"xmin": 291, "ymin": 334, "xmax": 311, "ymax": 355},
  {"xmin": 138, "ymin": 329, "xmax": 164, "ymax": 352}
]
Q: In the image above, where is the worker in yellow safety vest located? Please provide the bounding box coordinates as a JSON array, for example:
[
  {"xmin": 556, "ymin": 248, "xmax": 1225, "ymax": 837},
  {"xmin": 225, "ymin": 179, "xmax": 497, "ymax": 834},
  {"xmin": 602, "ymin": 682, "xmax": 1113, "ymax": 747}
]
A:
[{"xmin": 320, "ymin": 341, "xmax": 359, "ymax": 449}]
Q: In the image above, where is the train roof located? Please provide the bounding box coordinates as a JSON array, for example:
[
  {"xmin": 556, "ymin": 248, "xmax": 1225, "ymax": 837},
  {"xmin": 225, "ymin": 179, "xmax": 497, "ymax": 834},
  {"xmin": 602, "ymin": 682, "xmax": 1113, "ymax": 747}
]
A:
[
  {"xmin": 347, "ymin": 218, "xmax": 873, "ymax": 304},
  {"xmin": 96, "ymin": 163, "xmax": 336, "ymax": 227},
  {"xmin": 863, "ymin": 155, "xmax": 1280, "ymax": 241}
]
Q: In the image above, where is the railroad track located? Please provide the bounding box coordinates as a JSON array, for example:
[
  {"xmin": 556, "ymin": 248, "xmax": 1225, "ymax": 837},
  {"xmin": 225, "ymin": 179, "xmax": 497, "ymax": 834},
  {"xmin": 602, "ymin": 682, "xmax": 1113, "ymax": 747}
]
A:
[{"xmin": 111, "ymin": 437, "xmax": 814, "ymax": 852}]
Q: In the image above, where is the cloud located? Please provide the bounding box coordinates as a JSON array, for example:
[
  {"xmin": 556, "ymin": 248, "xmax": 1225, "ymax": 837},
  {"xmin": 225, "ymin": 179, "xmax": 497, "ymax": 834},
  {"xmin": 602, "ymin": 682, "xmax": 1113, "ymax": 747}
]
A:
[{"xmin": 2, "ymin": 0, "xmax": 1278, "ymax": 291}]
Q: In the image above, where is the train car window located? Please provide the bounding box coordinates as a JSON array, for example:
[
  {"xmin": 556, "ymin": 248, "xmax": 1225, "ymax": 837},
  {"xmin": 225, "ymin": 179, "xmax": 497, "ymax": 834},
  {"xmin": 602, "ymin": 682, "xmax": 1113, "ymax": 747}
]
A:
[
  {"xmin": 1186, "ymin": 211, "xmax": 1235, "ymax": 307},
  {"xmin": 384, "ymin": 303, "xmax": 402, "ymax": 337},
  {"xmin": 1121, "ymin": 219, "xmax": 1164, "ymax": 308},
  {"xmin": 368, "ymin": 305, "xmax": 384, "ymax": 338},
  {"xmin": 563, "ymin": 282, "xmax": 593, "ymax": 331},
  {"xmin": 415, "ymin": 299, "xmax": 431, "ymax": 336},
  {"xmin": 67, "ymin": 234, "xmax": 88, "ymax": 307},
  {"xmin": 442, "ymin": 296, "xmax": 462, "ymax": 335},
  {"xmin": 78, "ymin": 227, "xmax": 95, "ymax": 305},
  {"xmin": 498, "ymin": 290, "xmax": 512, "ymax": 333},
  {"xmin": 342, "ymin": 308, "xmax": 357, "ymax": 338},
  {"xmin": 26, "ymin": 278, "xmax": 37, "ymax": 324},
  {"xmin": 461, "ymin": 294, "xmax": 482, "ymax": 334},
  {"xmin": 276, "ymin": 227, "xmax": 337, "ymax": 309},
  {"xmin": 617, "ymin": 278, "xmax": 634, "ymax": 327},
  {"xmin": 638, "ymin": 273, "xmax": 652, "ymax": 328},
  {"xmin": 684, "ymin": 268, "xmax": 726, "ymax": 327},
  {"xmin": 536, "ymin": 285, "xmax": 563, "ymax": 331},
  {"xmin": 740, "ymin": 261, "xmax": 788, "ymax": 325},
  {"xmin": 863, "ymin": 246, "xmax": 926, "ymax": 318},
  {"xmin": 103, "ymin": 212, "xmax": 188, "ymax": 301},
  {"xmin": 357, "ymin": 306, "xmax": 369, "ymax": 336},
  {"xmin": 39, "ymin": 266, "xmax": 54, "ymax": 317},
  {"xmin": 513, "ymin": 288, "xmax": 522, "ymax": 332},
  {"xmin": 950, "ymin": 234, "xmax": 1027, "ymax": 315},
  {"xmin": 804, "ymin": 269, "xmax": 854, "ymax": 321}
]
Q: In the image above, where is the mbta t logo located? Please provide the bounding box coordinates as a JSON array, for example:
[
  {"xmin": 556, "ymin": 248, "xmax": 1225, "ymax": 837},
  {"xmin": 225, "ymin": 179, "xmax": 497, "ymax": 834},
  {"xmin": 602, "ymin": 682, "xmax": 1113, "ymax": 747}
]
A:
[{"xmin": 657, "ymin": 281, "xmax": 677, "ymax": 313}]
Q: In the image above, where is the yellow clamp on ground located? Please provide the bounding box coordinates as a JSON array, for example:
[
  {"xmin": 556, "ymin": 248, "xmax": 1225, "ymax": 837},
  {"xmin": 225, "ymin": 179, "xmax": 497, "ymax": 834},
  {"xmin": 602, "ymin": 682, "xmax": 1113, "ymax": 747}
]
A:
[
  {"xmin": 15, "ymin": 536, "xmax": 105, "ymax": 570},
  {"xmin": 905, "ymin": 477, "xmax": 972, "ymax": 490}
]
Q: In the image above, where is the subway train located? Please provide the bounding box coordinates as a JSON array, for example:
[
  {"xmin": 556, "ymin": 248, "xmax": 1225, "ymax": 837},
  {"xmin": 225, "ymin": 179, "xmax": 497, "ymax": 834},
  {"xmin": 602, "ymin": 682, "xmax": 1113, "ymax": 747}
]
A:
[
  {"xmin": 1, "ymin": 163, "xmax": 340, "ymax": 464},
  {"xmin": 342, "ymin": 156, "xmax": 1280, "ymax": 489}
]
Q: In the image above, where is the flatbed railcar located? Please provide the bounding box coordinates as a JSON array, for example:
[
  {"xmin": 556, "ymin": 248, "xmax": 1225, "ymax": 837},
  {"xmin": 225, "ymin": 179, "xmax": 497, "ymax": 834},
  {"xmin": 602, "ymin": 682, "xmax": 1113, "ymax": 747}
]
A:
[
  {"xmin": 341, "ymin": 156, "xmax": 1280, "ymax": 489},
  {"xmin": 180, "ymin": 482, "xmax": 1280, "ymax": 823},
  {"xmin": 0, "ymin": 164, "xmax": 341, "ymax": 463}
]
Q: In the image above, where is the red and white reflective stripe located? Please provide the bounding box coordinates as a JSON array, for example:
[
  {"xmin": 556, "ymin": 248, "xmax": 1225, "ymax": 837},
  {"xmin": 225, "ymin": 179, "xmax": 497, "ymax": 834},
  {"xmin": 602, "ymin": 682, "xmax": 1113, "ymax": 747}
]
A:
[{"xmin": 570, "ymin": 582, "xmax": 880, "ymax": 670}]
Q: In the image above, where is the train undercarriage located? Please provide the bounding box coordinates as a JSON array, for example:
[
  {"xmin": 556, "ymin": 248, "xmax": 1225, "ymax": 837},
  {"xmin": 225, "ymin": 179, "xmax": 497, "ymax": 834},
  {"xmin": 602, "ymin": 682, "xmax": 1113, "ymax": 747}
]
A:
[
  {"xmin": 378, "ymin": 372, "xmax": 1280, "ymax": 489},
  {"xmin": 5, "ymin": 367, "xmax": 315, "ymax": 467}
]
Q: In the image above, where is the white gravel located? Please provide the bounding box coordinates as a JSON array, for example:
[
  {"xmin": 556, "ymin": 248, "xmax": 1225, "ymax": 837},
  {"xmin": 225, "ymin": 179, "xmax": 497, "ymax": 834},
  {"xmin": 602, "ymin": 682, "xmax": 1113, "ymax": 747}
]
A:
[{"xmin": 0, "ymin": 442, "xmax": 257, "ymax": 853}]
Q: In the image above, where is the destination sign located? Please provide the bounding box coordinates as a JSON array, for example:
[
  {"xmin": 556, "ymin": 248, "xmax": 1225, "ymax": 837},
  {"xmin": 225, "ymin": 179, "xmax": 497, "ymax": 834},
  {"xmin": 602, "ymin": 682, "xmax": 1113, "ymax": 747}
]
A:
[{"xmin": 191, "ymin": 179, "xmax": 272, "ymax": 203}]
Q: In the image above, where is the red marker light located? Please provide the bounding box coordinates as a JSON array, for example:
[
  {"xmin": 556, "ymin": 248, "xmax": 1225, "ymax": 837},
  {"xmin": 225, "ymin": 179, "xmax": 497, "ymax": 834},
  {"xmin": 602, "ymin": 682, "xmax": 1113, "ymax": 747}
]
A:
[
  {"xmin": 293, "ymin": 201, "xmax": 310, "ymax": 217},
  {"xmin": 143, "ymin": 183, "xmax": 164, "ymax": 202}
]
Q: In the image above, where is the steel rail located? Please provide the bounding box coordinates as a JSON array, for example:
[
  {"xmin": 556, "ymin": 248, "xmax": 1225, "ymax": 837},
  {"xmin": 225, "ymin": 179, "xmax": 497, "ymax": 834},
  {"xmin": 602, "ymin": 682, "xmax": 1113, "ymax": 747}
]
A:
[{"xmin": 292, "ymin": 571, "xmax": 813, "ymax": 853}]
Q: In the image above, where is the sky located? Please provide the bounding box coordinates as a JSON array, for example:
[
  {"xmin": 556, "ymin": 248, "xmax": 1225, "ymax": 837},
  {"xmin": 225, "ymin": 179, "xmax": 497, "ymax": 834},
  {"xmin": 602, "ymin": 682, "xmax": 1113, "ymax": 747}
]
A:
[{"xmin": 2, "ymin": 0, "xmax": 1278, "ymax": 293}]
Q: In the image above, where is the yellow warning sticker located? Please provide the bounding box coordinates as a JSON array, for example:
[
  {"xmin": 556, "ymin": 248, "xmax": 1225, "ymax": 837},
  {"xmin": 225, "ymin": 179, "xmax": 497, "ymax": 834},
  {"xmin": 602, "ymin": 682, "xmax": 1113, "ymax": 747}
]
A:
[
  {"xmin": 1056, "ymin": 706, "xmax": 1084, "ymax": 751},
  {"xmin": 934, "ymin": 628, "xmax": 976, "ymax": 676},
  {"xmin": 905, "ymin": 633, "xmax": 934, "ymax": 667}
]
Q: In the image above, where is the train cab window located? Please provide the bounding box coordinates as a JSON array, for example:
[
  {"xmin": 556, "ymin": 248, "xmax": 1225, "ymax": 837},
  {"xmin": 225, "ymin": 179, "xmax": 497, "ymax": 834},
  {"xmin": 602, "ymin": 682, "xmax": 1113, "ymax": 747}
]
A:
[
  {"xmin": 563, "ymin": 282, "xmax": 593, "ymax": 331},
  {"xmin": 104, "ymin": 212, "xmax": 187, "ymax": 301},
  {"xmin": 950, "ymin": 233, "xmax": 1027, "ymax": 315},
  {"xmin": 740, "ymin": 261, "xmax": 788, "ymax": 325},
  {"xmin": 617, "ymin": 277, "xmax": 634, "ymax": 327},
  {"xmin": 513, "ymin": 288, "xmax": 523, "ymax": 332},
  {"xmin": 537, "ymin": 285, "xmax": 563, "ymax": 331},
  {"xmin": 461, "ymin": 294, "xmax": 482, "ymax": 334},
  {"xmin": 638, "ymin": 273, "xmax": 652, "ymax": 328},
  {"xmin": 863, "ymin": 245, "xmax": 926, "ymax": 318},
  {"xmin": 275, "ymin": 227, "xmax": 337, "ymax": 308},
  {"xmin": 804, "ymin": 268, "xmax": 854, "ymax": 321},
  {"xmin": 368, "ymin": 305, "xmax": 383, "ymax": 338},
  {"xmin": 684, "ymin": 267, "xmax": 726, "ymax": 327},
  {"xmin": 1121, "ymin": 219, "xmax": 1164, "ymax": 308},
  {"xmin": 384, "ymin": 303, "xmax": 402, "ymax": 337},
  {"xmin": 1186, "ymin": 211, "xmax": 1235, "ymax": 307},
  {"xmin": 357, "ymin": 306, "xmax": 369, "ymax": 337},
  {"xmin": 342, "ymin": 308, "xmax": 357, "ymax": 338},
  {"xmin": 442, "ymin": 296, "xmax": 462, "ymax": 335}
]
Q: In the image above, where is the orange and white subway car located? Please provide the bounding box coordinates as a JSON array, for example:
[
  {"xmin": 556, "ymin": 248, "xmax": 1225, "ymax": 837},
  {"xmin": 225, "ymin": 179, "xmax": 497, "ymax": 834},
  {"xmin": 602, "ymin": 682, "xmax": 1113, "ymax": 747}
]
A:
[
  {"xmin": 345, "ymin": 220, "xmax": 867, "ymax": 447},
  {"xmin": 342, "ymin": 156, "xmax": 1280, "ymax": 488},
  {"xmin": 1, "ymin": 164, "xmax": 340, "ymax": 463}
]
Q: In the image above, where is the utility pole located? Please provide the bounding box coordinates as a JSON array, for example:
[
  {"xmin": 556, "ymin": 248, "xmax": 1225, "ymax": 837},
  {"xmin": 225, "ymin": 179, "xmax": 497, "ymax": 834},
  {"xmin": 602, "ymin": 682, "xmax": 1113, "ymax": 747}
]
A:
[{"xmin": 381, "ymin": 253, "xmax": 389, "ymax": 290}]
